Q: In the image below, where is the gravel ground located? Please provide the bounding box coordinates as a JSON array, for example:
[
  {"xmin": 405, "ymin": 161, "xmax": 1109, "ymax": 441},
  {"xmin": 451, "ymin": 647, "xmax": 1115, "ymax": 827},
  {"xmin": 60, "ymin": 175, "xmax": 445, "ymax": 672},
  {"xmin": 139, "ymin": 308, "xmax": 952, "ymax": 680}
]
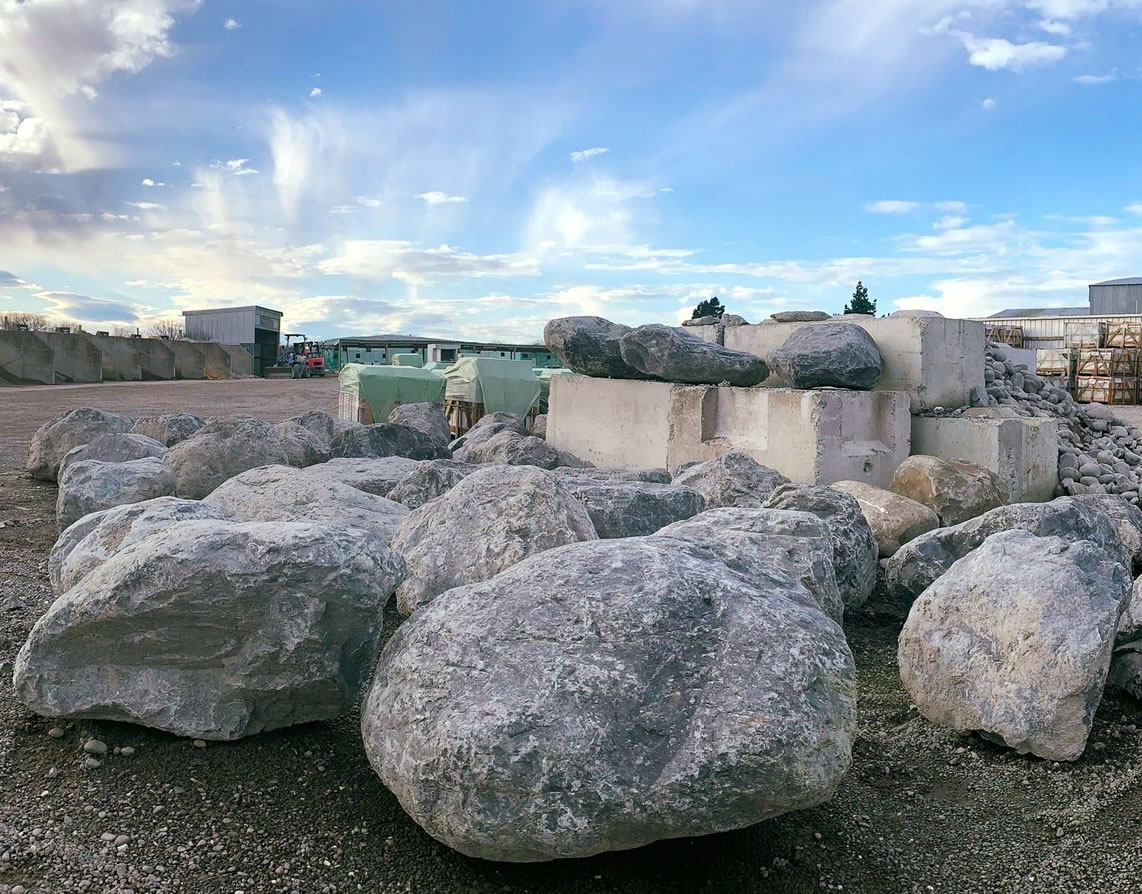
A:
[{"xmin": 2, "ymin": 380, "xmax": 1142, "ymax": 892}]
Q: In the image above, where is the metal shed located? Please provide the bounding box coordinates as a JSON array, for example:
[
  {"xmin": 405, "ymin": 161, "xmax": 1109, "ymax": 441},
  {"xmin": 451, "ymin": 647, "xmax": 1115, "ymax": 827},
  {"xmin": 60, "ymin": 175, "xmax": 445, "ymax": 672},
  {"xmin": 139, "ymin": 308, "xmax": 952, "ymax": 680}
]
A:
[
  {"xmin": 1090, "ymin": 278, "xmax": 1142, "ymax": 316},
  {"xmin": 182, "ymin": 305, "xmax": 282, "ymax": 376}
]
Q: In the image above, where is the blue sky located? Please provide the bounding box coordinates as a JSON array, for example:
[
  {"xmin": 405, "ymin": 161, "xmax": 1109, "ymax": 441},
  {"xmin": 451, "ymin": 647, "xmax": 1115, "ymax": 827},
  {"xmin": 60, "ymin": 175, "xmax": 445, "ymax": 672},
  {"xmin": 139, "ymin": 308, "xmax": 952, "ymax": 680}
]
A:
[{"xmin": 1, "ymin": 0, "xmax": 1141, "ymax": 343}]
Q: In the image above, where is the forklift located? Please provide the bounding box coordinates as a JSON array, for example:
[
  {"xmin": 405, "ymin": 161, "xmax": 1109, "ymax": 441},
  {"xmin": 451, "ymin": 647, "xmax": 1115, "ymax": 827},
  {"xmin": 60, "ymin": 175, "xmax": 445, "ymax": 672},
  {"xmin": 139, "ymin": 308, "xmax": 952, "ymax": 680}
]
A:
[{"xmin": 267, "ymin": 334, "xmax": 326, "ymax": 378}]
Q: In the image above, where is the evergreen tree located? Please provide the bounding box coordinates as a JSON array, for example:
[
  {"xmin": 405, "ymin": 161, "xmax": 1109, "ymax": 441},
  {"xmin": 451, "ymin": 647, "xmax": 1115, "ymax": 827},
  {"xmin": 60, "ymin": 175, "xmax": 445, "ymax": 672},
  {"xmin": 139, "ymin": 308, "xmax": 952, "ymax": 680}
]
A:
[
  {"xmin": 691, "ymin": 296, "xmax": 725, "ymax": 319},
  {"xmin": 844, "ymin": 281, "xmax": 876, "ymax": 315}
]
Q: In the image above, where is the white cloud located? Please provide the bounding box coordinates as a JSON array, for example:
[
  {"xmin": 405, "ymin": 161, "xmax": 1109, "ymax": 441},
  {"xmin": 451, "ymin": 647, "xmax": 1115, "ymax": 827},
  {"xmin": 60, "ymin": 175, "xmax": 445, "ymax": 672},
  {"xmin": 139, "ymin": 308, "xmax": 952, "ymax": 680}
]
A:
[
  {"xmin": 355, "ymin": 195, "xmax": 382, "ymax": 208},
  {"xmin": 310, "ymin": 87, "xmax": 323, "ymax": 98},
  {"xmin": 1074, "ymin": 73, "xmax": 1118, "ymax": 84},
  {"xmin": 866, "ymin": 200, "xmax": 967, "ymax": 215},
  {"xmin": 141, "ymin": 178, "xmax": 166, "ymax": 187},
  {"xmin": 1126, "ymin": 203, "xmax": 1142, "ymax": 216},
  {"xmin": 1038, "ymin": 19, "xmax": 1073, "ymax": 35},
  {"xmin": 125, "ymin": 201, "xmax": 165, "ymax": 211},
  {"xmin": 981, "ymin": 97, "xmax": 997, "ymax": 110},
  {"xmin": 211, "ymin": 158, "xmax": 259, "ymax": 176},
  {"xmin": 0, "ymin": 106, "xmax": 54, "ymax": 164},
  {"xmin": 318, "ymin": 240, "xmax": 538, "ymax": 284},
  {"xmin": 1025, "ymin": 0, "xmax": 1117, "ymax": 18},
  {"xmin": 570, "ymin": 147, "xmax": 609, "ymax": 163},
  {"xmin": 223, "ymin": 17, "xmax": 240, "ymax": 30},
  {"xmin": 957, "ymin": 35, "xmax": 1067, "ymax": 72},
  {"xmin": 416, "ymin": 191, "xmax": 467, "ymax": 205}
]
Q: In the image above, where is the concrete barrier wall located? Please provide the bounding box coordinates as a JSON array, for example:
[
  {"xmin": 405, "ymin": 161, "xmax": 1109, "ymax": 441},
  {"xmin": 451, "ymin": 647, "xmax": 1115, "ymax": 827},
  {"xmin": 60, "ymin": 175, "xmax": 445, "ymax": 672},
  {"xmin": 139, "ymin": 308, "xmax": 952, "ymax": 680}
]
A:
[
  {"xmin": 201, "ymin": 343, "xmax": 233, "ymax": 379},
  {"xmin": 39, "ymin": 332, "xmax": 102, "ymax": 384},
  {"xmin": 0, "ymin": 331, "xmax": 54, "ymax": 385},
  {"xmin": 87, "ymin": 334, "xmax": 142, "ymax": 381},
  {"xmin": 723, "ymin": 316, "xmax": 987, "ymax": 412},
  {"xmin": 164, "ymin": 341, "xmax": 206, "ymax": 379},
  {"xmin": 548, "ymin": 376, "xmax": 675, "ymax": 468},
  {"xmin": 137, "ymin": 340, "xmax": 176, "ymax": 379},
  {"xmin": 220, "ymin": 344, "xmax": 254, "ymax": 377}
]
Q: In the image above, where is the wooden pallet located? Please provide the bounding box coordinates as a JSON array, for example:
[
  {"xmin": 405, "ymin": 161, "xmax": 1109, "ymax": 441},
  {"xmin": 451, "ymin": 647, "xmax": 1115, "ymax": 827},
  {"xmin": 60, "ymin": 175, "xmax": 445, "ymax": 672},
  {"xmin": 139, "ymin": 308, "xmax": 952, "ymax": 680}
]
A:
[{"xmin": 1075, "ymin": 376, "xmax": 1139, "ymax": 405}]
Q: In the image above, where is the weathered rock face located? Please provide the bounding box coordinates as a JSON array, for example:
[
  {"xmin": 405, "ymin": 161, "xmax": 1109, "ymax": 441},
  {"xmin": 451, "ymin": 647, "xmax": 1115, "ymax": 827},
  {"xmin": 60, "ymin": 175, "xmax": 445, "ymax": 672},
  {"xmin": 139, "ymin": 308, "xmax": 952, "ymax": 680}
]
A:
[
  {"xmin": 387, "ymin": 460, "xmax": 474, "ymax": 510},
  {"xmin": 672, "ymin": 452, "xmax": 790, "ymax": 509},
  {"xmin": 532, "ymin": 414, "xmax": 547, "ymax": 440},
  {"xmin": 15, "ymin": 520, "xmax": 407, "ymax": 741},
  {"xmin": 130, "ymin": 413, "xmax": 205, "ymax": 447},
  {"xmin": 27, "ymin": 408, "xmax": 133, "ymax": 481},
  {"xmin": 56, "ymin": 458, "xmax": 177, "ymax": 531},
  {"xmin": 50, "ymin": 497, "xmax": 230, "ymax": 594},
  {"xmin": 390, "ymin": 465, "xmax": 598, "ymax": 615},
  {"xmin": 890, "ymin": 455, "xmax": 1005, "ymax": 526},
  {"xmin": 388, "ymin": 403, "xmax": 451, "ymax": 450},
  {"xmin": 204, "ymin": 465, "xmax": 409, "ymax": 543},
  {"xmin": 898, "ymin": 530, "xmax": 1130, "ymax": 761},
  {"xmin": 449, "ymin": 413, "xmax": 527, "ymax": 454},
  {"xmin": 285, "ymin": 410, "xmax": 339, "ymax": 444},
  {"xmin": 763, "ymin": 484, "xmax": 878, "ymax": 611},
  {"xmin": 1070, "ymin": 494, "xmax": 1142, "ymax": 571},
  {"xmin": 164, "ymin": 417, "xmax": 289, "ymax": 499},
  {"xmin": 767, "ymin": 323, "xmax": 883, "ymax": 390},
  {"xmin": 828, "ymin": 480, "xmax": 940, "ymax": 558},
  {"xmin": 274, "ymin": 421, "xmax": 331, "ymax": 468},
  {"xmin": 59, "ymin": 433, "xmax": 167, "ymax": 478},
  {"xmin": 656, "ymin": 508, "xmax": 844, "ymax": 624},
  {"xmin": 361, "ymin": 536, "xmax": 855, "ymax": 862},
  {"xmin": 771, "ymin": 311, "xmax": 830, "ymax": 323},
  {"xmin": 303, "ymin": 456, "xmax": 421, "ymax": 496},
  {"xmin": 454, "ymin": 429, "xmax": 589, "ymax": 470},
  {"xmin": 543, "ymin": 316, "xmax": 645, "ymax": 379},
  {"xmin": 883, "ymin": 498, "xmax": 1127, "ymax": 607},
  {"xmin": 559, "ymin": 478, "xmax": 705, "ymax": 539},
  {"xmin": 329, "ymin": 423, "xmax": 450, "ymax": 461},
  {"xmin": 553, "ymin": 467, "xmax": 672, "ymax": 485},
  {"xmin": 618, "ymin": 324, "xmax": 769, "ymax": 387}
]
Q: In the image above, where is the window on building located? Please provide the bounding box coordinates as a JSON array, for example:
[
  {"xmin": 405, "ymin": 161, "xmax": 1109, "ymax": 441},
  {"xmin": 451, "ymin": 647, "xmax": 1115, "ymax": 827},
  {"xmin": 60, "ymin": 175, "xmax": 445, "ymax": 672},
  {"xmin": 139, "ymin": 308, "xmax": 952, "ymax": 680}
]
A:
[{"xmin": 355, "ymin": 352, "xmax": 361, "ymax": 360}]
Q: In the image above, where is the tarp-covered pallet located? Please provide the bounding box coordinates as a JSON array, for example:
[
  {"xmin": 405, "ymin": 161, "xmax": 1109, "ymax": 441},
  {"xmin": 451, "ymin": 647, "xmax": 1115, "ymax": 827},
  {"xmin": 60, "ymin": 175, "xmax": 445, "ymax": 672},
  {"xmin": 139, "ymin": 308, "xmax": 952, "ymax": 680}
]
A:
[
  {"xmin": 443, "ymin": 358, "xmax": 542, "ymax": 436},
  {"xmin": 338, "ymin": 364, "xmax": 447, "ymax": 424}
]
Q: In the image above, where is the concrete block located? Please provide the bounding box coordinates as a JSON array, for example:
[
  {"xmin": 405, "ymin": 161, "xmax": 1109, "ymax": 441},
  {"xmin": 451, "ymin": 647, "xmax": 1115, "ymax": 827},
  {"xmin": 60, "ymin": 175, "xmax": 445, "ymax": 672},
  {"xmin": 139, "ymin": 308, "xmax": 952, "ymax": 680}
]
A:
[
  {"xmin": 911, "ymin": 414, "xmax": 1059, "ymax": 503},
  {"xmin": 221, "ymin": 344, "xmax": 254, "ymax": 377},
  {"xmin": 137, "ymin": 340, "xmax": 176, "ymax": 380},
  {"xmin": 86, "ymin": 334, "xmax": 143, "ymax": 381},
  {"xmin": 166, "ymin": 341, "xmax": 207, "ymax": 379},
  {"xmin": 549, "ymin": 376, "xmax": 911, "ymax": 487},
  {"xmin": 0, "ymin": 331, "xmax": 55, "ymax": 385},
  {"xmin": 39, "ymin": 332, "xmax": 102, "ymax": 384},
  {"xmin": 723, "ymin": 316, "xmax": 986, "ymax": 412},
  {"xmin": 201, "ymin": 343, "xmax": 232, "ymax": 379}
]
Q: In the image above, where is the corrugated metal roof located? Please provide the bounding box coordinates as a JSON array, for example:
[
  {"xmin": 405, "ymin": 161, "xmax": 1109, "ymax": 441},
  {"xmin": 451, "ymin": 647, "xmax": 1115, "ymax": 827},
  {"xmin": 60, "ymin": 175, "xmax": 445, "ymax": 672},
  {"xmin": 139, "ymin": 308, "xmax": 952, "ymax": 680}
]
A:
[
  {"xmin": 987, "ymin": 306, "xmax": 1089, "ymax": 319},
  {"xmin": 1091, "ymin": 278, "xmax": 1142, "ymax": 286}
]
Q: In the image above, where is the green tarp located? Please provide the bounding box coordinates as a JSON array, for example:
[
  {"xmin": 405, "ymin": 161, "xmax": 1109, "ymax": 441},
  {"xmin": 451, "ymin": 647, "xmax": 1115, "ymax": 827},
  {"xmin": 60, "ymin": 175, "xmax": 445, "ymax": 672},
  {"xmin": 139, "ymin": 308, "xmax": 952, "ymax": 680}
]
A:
[
  {"xmin": 443, "ymin": 357, "xmax": 541, "ymax": 419},
  {"xmin": 533, "ymin": 368, "xmax": 576, "ymax": 413},
  {"xmin": 391, "ymin": 353, "xmax": 424, "ymax": 368},
  {"xmin": 339, "ymin": 364, "xmax": 446, "ymax": 423}
]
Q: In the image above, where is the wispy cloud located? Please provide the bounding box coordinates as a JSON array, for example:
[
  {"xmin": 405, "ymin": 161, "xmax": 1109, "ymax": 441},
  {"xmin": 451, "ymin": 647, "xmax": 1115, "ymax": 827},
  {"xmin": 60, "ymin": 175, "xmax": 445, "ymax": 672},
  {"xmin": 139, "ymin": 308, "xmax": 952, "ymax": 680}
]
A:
[
  {"xmin": 570, "ymin": 147, "xmax": 609, "ymax": 163},
  {"xmin": 416, "ymin": 191, "xmax": 468, "ymax": 205},
  {"xmin": 141, "ymin": 178, "xmax": 166, "ymax": 187},
  {"xmin": 211, "ymin": 158, "xmax": 259, "ymax": 176},
  {"xmin": 981, "ymin": 97, "xmax": 997, "ymax": 110},
  {"xmin": 125, "ymin": 201, "xmax": 165, "ymax": 211},
  {"xmin": 865, "ymin": 200, "xmax": 967, "ymax": 215},
  {"xmin": 223, "ymin": 17, "xmax": 241, "ymax": 30},
  {"xmin": 309, "ymin": 87, "xmax": 323, "ymax": 97},
  {"xmin": 956, "ymin": 34, "xmax": 1067, "ymax": 72},
  {"xmin": 1074, "ymin": 72, "xmax": 1118, "ymax": 84}
]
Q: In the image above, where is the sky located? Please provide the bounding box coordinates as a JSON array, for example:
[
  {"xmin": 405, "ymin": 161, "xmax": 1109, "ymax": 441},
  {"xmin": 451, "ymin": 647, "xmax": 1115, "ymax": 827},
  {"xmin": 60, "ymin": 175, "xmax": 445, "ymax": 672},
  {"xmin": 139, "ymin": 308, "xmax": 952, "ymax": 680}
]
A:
[{"xmin": 1, "ymin": 0, "xmax": 1141, "ymax": 344}]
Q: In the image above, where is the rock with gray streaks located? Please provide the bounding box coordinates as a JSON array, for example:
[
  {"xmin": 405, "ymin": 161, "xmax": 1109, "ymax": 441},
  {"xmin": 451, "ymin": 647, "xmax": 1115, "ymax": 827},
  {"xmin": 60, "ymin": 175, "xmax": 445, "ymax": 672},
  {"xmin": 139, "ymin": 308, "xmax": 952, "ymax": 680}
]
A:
[
  {"xmin": 448, "ymin": 413, "xmax": 527, "ymax": 454},
  {"xmin": 560, "ymin": 478, "xmax": 705, "ymax": 539},
  {"xmin": 883, "ymin": 498, "xmax": 1128, "ymax": 607},
  {"xmin": 671, "ymin": 452, "xmax": 790, "ymax": 509},
  {"xmin": 59, "ymin": 433, "xmax": 167, "ymax": 478},
  {"xmin": 387, "ymin": 460, "xmax": 475, "ymax": 510},
  {"xmin": 890, "ymin": 454, "xmax": 1005, "ymax": 526},
  {"xmin": 453, "ymin": 429, "xmax": 588, "ymax": 470},
  {"xmin": 284, "ymin": 410, "xmax": 340, "ymax": 444},
  {"xmin": 130, "ymin": 413, "xmax": 205, "ymax": 447},
  {"xmin": 388, "ymin": 403, "xmax": 451, "ymax": 451},
  {"xmin": 531, "ymin": 414, "xmax": 547, "ymax": 440},
  {"xmin": 27, "ymin": 408, "xmax": 133, "ymax": 481},
  {"xmin": 543, "ymin": 316, "xmax": 646, "ymax": 379},
  {"xmin": 361, "ymin": 536, "xmax": 855, "ymax": 862},
  {"xmin": 330, "ymin": 422, "xmax": 450, "ymax": 461},
  {"xmin": 274, "ymin": 421, "xmax": 331, "ymax": 468},
  {"xmin": 898, "ymin": 530, "xmax": 1130, "ymax": 761},
  {"xmin": 390, "ymin": 465, "xmax": 597, "ymax": 615},
  {"xmin": 762, "ymin": 483, "xmax": 878, "ymax": 611},
  {"xmin": 553, "ymin": 466, "xmax": 672, "ymax": 485},
  {"xmin": 767, "ymin": 323, "xmax": 883, "ymax": 390},
  {"xmin": 15, "ymin": 520, "xmax": 407, "ymax": 740},
  {"xmin": 770, "ymin": 311, "xmax": 831, "ymax": 322},
  {"xmin": 619, "ymin": 324, "xmax": 769, "ymax": 387},
  {"xmin": 304, "ymin": 456, "xmax": 421, "ymax": 496},
  {"xmin": 828, "ymin": 480, "xmax": 940, "ymax": 558},
  {"xmin": 164, "ymin": 417, "xmax": 289, "ymax": 499},
  {"xmin": 56, "ymin": 458, "xmax": 177, "ymax": 531},
  {"xmin": 656, "ymin": 508, "xmax": 844, "ymax": 624},
  {"xmin": 204, "ymin": 464, "xmax": 408, "ymax": 543},
  {"xmin": 49, "ymin": 496, "xmax": 231, "ymax": 594},
  {"xmin": 1070, "ymin": 494, "xmax": 1142, "ymax": 571}
]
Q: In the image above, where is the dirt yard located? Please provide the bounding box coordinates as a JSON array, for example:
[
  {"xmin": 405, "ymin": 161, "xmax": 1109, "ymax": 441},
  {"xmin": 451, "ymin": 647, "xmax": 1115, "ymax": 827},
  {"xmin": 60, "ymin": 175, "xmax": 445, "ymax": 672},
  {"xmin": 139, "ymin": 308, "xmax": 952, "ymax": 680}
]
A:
[{"xmin": 2, "ymin": 379, "xmax": 1142, "ymax": 893}]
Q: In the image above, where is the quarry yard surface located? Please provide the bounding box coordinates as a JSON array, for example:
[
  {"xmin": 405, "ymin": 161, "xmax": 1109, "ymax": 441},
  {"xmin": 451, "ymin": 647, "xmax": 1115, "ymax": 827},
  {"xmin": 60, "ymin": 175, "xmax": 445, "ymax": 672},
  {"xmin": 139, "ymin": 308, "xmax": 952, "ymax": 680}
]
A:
[{"xmin": 4, "ymin": 381, "xmax": 1142, "ymax": 892}]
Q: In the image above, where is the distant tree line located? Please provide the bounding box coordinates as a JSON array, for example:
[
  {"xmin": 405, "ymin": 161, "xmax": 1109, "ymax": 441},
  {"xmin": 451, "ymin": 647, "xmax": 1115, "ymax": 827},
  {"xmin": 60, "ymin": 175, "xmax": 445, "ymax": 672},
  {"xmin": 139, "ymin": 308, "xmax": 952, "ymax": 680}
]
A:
[{"xmin": 0, "ymin": 312, "xmax": 186, "ymax": 339}]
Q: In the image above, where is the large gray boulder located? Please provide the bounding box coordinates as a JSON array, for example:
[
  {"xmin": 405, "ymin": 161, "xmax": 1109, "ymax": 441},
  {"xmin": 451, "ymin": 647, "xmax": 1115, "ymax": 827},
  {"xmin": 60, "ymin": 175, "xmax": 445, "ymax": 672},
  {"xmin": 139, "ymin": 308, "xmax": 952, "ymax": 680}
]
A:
[
  {"xmin": 771, "ymin": 311, "xmax": 830, "ymax": 322},
  {"xmin": 390, "ymin": 465, "xmax": 597, "ymax": 615},
  {"xmin": 767, "ymin": 323, "xmax": 883, "ymax": 390},
  {"xmin": 884, "ymin": 499, "xmax": 1129, "ymax": 607},
  {"xmin": 453, "ymin": 429, "xmax": 588, "ymax": 470},
  {"xmin": 15, "ymin": 520, "xmax": 406, "ymax": 741},
  {"xmin": 56, "ymin": 458, "xmax": 177, "ymax": 531},
  {"xmin": 329, "ymin": 423, "xmax": 450, "ymax": 461},
  {"xmin": 656, "ymin": 508, "xmax": 844, "ymax": 624},
  {"xmin": 1071, "ymin": 494, "xmax": 1142, "ymax": 571},
  {"xmin": 890, "ymin": 455, "xmax": 1004, "ymax": 526},
  {"xmin": 898, "ymin": 530, "xmax": 1130, "ymax": 761},
  {"xmin": 164, "ymin": 417, "xmax": 289, "ymax": 499},
  {"xmin": 763, "ymin": 484, "xmax": 878, "ymax": 611},
  {"xmin": 388, "ymin": 403, "xmax": 451, "ymax": 451},
  {"xmin": 59, "ymin": 433, "xmax": 167, "ymax": 478},
  {"xmin": 274, "ymin": 420, "xmax": 332, "ymax": 468},
  {"xmin": 204, "ymin": 465, "xmax": 408, "ymax": 543},
  {"xmin": 303, "ymin": 456, "xmax": 421, "ymax": 496},
  {"xmin": 284, "ymin": 410, "xmax": 340, "ymax": 444},
  {"xmin": 672, "ymin": 452, "xmax": 789, "ymax": 509},
  {"xmin": 543, "ymin": 316, "xmax": 646, "ymax": 379},
  {"xmin": 553, "ymin": 466, "xmax": 672, "ymax": 485},
  {"xmin": 560, "ymin": 478, "xmax": 705, "ymax": 538},
  {"xmin": 361, "ymin": 536, "xmax": 855, "ymax": 862},
  {"xmin": 829, "ymin": 480, "xmax": 939, "ymax": 558},
  {"xmin": 130, "ymin": 413, "xmax": 204, "ymax": 447},
  {"xmin": 387, "ymin": 460, "xmax": 474, "ymax": 510},
  {"xmin": 619, "ymin": 324, "xmax": 769, "ymax": 387},
  {"xmin": 50, "ymin": 497, "xmax": 231, "ymax": 594},
  {"xmin": 27, "ymin": 408, "xmax": 133, "ymax": 481},
  {"xmin": 448, "ymin": 413, "xmax": 527, "ymax": 454}
]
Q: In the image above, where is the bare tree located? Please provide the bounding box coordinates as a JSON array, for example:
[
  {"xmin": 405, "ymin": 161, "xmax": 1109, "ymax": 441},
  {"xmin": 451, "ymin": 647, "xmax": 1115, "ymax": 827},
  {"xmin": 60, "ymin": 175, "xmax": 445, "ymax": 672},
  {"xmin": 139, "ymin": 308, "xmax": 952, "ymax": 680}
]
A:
[
  {"xmin": 111, "ymin": 325, "xmax": 138, "ymax": 338},
  {"xmin": 147, "ymin": 319, "xmax": 184, "ymax": 340},
  {"xmin": 0, "ymin": 311, "xmax": 49, "ymax": 331}
]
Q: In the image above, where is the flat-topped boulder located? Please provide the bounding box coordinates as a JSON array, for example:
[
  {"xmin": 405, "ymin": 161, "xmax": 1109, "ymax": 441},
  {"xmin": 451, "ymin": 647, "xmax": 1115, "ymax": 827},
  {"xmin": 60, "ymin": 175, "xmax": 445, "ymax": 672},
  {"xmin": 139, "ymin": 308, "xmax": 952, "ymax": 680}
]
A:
[
  {"xmin": 130, "ymin": 413, "xmax": 204, "ymax": 447},
  {"xmin": 58, "ymin": 433, "xmax": 167, "ymax": 479},
  {"xmin": 164, "ymin": 417, "xmax": 289, "ymax": 499},
  {"xmin": 27, "ymin": 408, "xmax": 133, "ymax": 481},
  {"xmin": 619, "ymin": 324, "xmax": 768, "ymax": 387},
  {"xmin": 559, "ymin": 477, "xmax": 705, "ymax": 538},
  {"xmin": 56, "ymin": 458, "xmax": 177, "ymax": 531},
  {"xmin": 330, "ymin": 422, "xmax": 450, "ymax": 461}
]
